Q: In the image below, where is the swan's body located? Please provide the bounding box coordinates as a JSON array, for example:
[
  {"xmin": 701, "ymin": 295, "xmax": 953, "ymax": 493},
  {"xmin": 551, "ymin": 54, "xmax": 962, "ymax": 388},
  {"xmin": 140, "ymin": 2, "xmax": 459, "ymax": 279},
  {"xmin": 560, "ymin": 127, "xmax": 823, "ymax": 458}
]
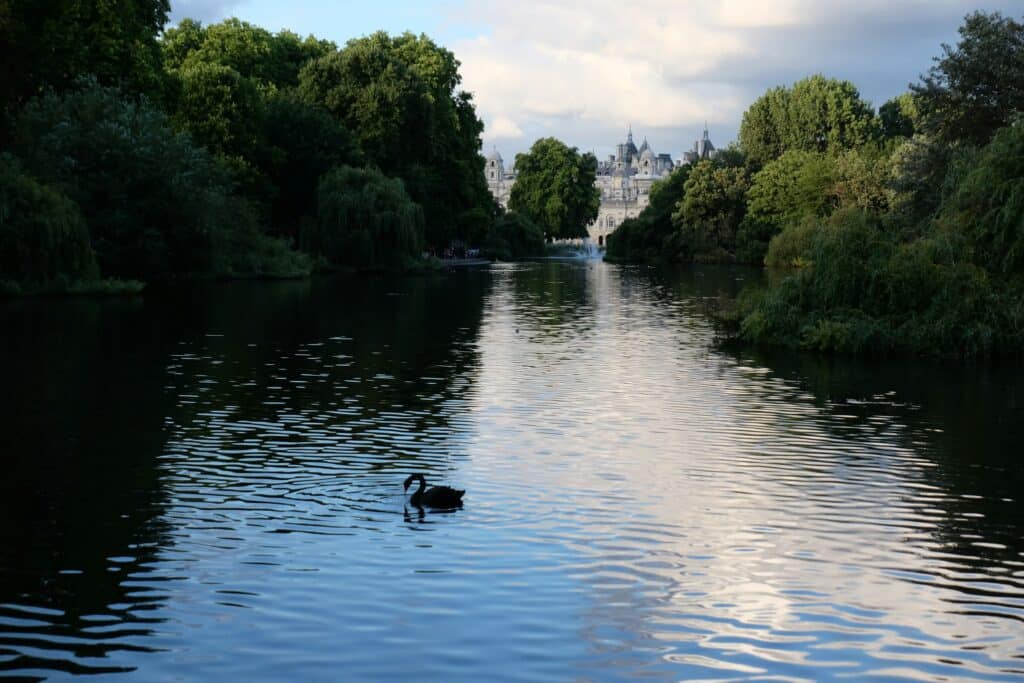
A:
[{"xmin": 404, "ymin": 473, "xmax": 464, "ymax": 509}]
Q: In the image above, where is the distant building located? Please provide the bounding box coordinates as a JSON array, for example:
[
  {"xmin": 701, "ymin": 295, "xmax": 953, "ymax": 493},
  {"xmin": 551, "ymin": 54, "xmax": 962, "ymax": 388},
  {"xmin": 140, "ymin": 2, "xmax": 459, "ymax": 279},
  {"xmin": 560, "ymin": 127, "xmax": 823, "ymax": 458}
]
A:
[
  {"xmin": 682, "ymin": 124, "xmax": 717, "ymax": 165},
  {"xmin": 485, "ymin": 148, "xmax": 514, "ymax": 208},
  {"xmin": 486, "ymin": 126, "xmax": 718, "ymax": 246}
]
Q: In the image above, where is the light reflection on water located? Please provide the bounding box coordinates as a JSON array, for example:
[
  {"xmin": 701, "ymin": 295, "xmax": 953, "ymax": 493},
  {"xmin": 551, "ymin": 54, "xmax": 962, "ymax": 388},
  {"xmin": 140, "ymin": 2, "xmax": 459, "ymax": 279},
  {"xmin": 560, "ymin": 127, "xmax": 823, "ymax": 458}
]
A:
[{"xmin": 1, "ymin": 261, "xmax": 1022, "ymax": 681}]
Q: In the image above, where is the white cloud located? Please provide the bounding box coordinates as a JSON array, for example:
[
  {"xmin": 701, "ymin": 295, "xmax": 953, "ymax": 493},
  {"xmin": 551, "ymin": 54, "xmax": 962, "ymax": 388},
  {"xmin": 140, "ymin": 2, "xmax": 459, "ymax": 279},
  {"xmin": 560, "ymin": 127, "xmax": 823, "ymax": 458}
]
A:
[
  {"xmin": 451, "ymin": 0, "xmax": 1022, "ymax": 157},
  {"xmin": 488, "ymin": 116, "xmax": 525, "ymax": 139}
]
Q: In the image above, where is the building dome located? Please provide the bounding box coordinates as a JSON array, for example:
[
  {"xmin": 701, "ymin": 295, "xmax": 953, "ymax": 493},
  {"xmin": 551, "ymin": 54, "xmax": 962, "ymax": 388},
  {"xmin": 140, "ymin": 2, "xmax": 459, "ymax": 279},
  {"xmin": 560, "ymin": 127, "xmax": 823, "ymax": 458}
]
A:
[{"xmin": 487, "ymin": 148, "xmax": 503, "ymax": 162}]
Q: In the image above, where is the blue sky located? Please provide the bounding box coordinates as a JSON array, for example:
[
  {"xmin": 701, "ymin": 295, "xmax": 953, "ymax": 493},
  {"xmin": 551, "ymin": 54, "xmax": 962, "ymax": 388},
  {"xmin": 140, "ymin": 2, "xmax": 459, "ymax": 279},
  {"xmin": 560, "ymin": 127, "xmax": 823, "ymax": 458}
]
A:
[{"xmin": 168, "ymin": 1, "xmax": 1023, "ymax": 161}]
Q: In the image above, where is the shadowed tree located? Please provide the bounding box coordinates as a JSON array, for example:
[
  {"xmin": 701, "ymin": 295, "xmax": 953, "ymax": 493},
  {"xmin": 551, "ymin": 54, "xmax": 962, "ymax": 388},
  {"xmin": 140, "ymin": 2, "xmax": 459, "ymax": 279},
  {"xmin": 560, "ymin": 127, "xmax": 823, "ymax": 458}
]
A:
[
  {"xmin": 879, "ymin": 93, "xmax": 921, "ymax": 139},
  {"xmin": 913, "ymin": 11, "xmax": 1024, "ymax": 147},
  {"xmin": 0, "ymin": 0, "xmax": 170, "ymax": 121},
  {"xmin": 308, "ymin": 165, "xmax": 424, "ymax": 269},
  {"xmin": 606, "ymin": 165, "xmax": 692, "ymax": 262},
  {"xmin": 298, "ymin": 32, "xmax": 491, "ymax": 249},
  {"xmin": 0, "ymin": 154, "xmax": 99, "ymax": 286},
  {"xmin": 672, "ymin": 159, "xmax": 751, "ymax": 260}
]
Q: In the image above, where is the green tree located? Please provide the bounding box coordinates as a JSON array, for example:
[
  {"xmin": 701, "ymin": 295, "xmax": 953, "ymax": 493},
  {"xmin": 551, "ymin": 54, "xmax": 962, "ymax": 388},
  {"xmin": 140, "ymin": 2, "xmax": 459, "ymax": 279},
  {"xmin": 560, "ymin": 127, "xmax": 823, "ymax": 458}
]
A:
[
  {"xmin": 913, "ymin": 11, "xmax": 1024, "ymax": 147},
  {"xmin": 673, "ymin": 160, "xmax": 751, "ymax": 260},
  {"xmin": 258, "ymin": 93, "xmax": 362, "ymax": 239},
  {"xmin": 309, "ymin": 165, "xmax": 424, "ymax": 268},
  {"xmin": 162, "ymin": 18, "xmax": 334, "ymax": 89},
  {"xmin": 483, "ymin": 212, "xmax": 545, "ymax": 260},
  {"xmin": 298, "ymin": 32, "xmax": 491, "ymax": 248},
  {"xmin": 738, "ymin": 87, "xmax": 790, "ymax": 167},
  {"xmin": 741, "ymin": 151, "xmax": 835, "ymax": 264},
  {"xmin": 0, "ymin": 154, "xmax": 99, "ymax": 286},
  {"xmin": 161, "ymin": 19, "xmax": 352, "ymax": 239},
  {"xmin": 830, "ymin": 148, "xmax": 895, "ymax": 216},
  {"xmin": 606, "ymin": 165, "xmax": 692, "ymax": 262},
  {"xmin": 172, "ymin": 61, "xmax": 264, "ymax": 161},
  {"xmin": 745, "ymin": 150, "xmax": 835, "ymax": 235},
  {"xmin": 11, "ymin": 80, "xmax": 303, "ymax": 280},
  {"xmin": 0, "ymin": 0, "xmax": 169, "ymax": 121},
  {"xmin": 942, "ymin": 121, "xmax": 1024, "ymax": 275},
  {"xmin": 739, "ymin": 75, "xmax": 879, "ymax": 167},
  {"xmin": 508, "ymin": 137, "xmax": 600, "ymax": 240},
  {"xmin": 879, "ymin": 93, "xmax": 920, "ymax": 139}
]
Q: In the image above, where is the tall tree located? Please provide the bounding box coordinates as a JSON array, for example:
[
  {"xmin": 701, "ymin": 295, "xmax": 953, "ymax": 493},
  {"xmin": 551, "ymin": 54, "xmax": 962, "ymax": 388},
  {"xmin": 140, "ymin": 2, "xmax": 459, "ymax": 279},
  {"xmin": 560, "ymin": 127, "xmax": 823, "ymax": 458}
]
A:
[
  {"xmin": 0, "ymin": 0, "xmax": 169, "ymax": 117},
  {"xmin": 171, "ymin": 61, "xmax": 263, "ymax": 161},
  {"xmin": 298, "ymin": 32, "xmax": 491, "ymax": 248},
  {"xmin": 912, "ymin": 11, "xmax": 1024, "ymax": 147},
  {"xmin": 739, "ymin": 75, "xmax": 879, "ymax": 167},
  {"xmin": 162, "ymin": 18, "xmax": 334, "ymax": 89},
  {"xmin": 673, "ymin": 159, "xmax": 751, "ymax": 258},
  {"xmin": 9, "ymin": 80, "xmax": 299, "ymax": 280},
  {"xmin": 258, "ymin": 93, "xmax": 362, "ymax": 238},
  {"xmin": 509, "ymin": 138, "xmax": 600, "ymax": 240}
]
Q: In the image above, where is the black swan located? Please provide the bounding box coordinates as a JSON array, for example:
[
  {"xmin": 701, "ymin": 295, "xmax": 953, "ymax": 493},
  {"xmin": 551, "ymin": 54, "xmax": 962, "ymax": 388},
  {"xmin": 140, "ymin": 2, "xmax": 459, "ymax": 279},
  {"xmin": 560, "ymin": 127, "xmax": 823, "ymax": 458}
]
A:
[{"xmin": 403, "ymin": 473, "xmax": 465, "ymax": 508}]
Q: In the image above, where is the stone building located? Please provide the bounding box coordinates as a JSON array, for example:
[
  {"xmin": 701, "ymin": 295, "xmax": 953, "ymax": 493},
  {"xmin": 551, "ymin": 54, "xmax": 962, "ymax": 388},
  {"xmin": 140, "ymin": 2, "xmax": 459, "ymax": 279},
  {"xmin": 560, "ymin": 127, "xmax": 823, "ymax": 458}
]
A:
[
  {"xmin": 682, "ymin": 125, "xmax": 717, "ymax": 165},
  {"xmin": 484, "ymin": 148, "xmax": 514, "ymax": 208},
  {"xmin": 486, "ymin": 126, "xmax": 717, "ymax": 246}
]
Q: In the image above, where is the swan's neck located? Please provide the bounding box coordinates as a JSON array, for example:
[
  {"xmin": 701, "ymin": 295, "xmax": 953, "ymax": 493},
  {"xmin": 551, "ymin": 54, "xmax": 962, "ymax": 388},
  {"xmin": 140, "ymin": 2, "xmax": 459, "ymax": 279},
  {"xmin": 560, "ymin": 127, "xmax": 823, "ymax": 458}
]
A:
[{"xmin": 414, "ymin": 476, "xmax": 426, "ymax": 494}]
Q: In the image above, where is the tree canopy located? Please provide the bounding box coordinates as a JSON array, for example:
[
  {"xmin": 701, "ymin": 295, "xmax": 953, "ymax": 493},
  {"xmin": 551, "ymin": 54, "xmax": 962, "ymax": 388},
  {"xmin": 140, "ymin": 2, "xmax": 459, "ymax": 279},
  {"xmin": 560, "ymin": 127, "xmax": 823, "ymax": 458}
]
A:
[
  {"xmin": 10, "ymin": 80, "xmax": 306, "ymax": 280},
  {"xmin": 739, "ymin": 75, "xmax": 879, "ymax": 167},
  {"xmin": 672, "ymin": 159, "xmax": 751, "ymax": 260},
  {"xmin": 1, "ymin": 0, "xmax": 170, "ymax": 129},
  {"xmin": 0, "ymin": 6, "xmax": 497, "ymax": 289},
  {"xmin": 913, "ymin": 11, "xmax": 1024, "ymax": 147},
  {"xmin": 298, "ymin": 32, "xmax": 491, "ymax": 248},
  {"xmin": 508, "ymin": 138, "xmax": 600, "ymax": 240},
  {"xmin": 162, "ymin": 18, "xmax": 335, "ymax": 89}
]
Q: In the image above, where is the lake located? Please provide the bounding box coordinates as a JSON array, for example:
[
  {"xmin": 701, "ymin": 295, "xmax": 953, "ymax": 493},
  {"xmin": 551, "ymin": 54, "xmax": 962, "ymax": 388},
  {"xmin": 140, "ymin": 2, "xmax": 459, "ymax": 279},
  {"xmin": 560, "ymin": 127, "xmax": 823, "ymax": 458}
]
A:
[{"xmin": 1, "ymin": 260, "xmax": 1022, "ymax": 682}]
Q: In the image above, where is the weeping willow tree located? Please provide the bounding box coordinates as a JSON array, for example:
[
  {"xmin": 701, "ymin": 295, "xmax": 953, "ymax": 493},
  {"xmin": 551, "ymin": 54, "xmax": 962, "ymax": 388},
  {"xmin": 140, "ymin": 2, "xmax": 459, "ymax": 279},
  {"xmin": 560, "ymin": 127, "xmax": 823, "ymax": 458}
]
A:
[
  {"xmin": 0, "ymin": 154, "xmax": 99, "ymax": 289},
  {"xmin": 310, "ymin": 165, "xmax": 424, "ymax": 268}
]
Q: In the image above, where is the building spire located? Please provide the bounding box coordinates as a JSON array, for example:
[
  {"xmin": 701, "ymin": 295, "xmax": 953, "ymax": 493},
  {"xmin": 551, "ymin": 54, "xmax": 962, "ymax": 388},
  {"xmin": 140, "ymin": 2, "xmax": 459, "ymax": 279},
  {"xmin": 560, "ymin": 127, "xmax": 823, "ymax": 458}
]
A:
[{"xmin": 627, "ymin": 123, "xmax": 633, "ymax": 144}]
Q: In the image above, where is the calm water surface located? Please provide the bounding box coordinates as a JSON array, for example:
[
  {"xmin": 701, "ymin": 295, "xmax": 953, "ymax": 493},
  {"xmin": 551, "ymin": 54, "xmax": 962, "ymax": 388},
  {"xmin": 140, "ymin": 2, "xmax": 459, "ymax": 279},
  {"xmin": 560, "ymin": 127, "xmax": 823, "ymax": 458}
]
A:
[{"xmin": 1, "ymin": 261, "xmax": 1022, "ymax": 681}]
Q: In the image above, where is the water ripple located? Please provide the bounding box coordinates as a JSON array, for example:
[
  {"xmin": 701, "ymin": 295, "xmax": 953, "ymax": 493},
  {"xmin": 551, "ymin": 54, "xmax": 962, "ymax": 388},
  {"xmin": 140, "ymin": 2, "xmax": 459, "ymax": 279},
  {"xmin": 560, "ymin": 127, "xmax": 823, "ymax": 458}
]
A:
[{"xmin": 1, "ymin": 265, "xmax": 1022, "ymax": 681}]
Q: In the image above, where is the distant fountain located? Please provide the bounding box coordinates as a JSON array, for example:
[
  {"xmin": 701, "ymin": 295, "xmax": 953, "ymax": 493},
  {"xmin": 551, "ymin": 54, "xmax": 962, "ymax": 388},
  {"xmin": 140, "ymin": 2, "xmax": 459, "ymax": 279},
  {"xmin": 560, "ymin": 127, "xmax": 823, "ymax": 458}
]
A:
[
  {"xmin": 575, "ymin": 238, "xmax": 603, "ymax": 260},
  {"xmin": 544, "ymin": 237, "xmax": 605, "ymax": 260}
]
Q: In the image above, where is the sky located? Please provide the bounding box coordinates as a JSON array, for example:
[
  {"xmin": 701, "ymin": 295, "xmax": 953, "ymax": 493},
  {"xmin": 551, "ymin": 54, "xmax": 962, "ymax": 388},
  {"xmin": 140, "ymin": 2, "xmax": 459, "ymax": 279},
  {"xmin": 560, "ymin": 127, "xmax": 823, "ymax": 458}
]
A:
[{"xmin": 168, "ymin": 0, "xmax": 1022, "ymax": 161}]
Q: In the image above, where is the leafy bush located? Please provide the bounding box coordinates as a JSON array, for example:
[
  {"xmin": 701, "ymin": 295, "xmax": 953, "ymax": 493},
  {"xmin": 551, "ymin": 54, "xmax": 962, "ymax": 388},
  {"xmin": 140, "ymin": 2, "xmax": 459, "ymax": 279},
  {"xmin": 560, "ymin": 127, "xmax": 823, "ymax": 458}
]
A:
[
  {"xmin": 734, "ymin": 207, "xmax": 1024, "ymax": 358},
  {"xmin": 764, "ymin": 215, "xmax": 819, "ymax": 268},
  {"xmin": 942, "ymin": 121, "xmax": 1024, "ymax": 274}
]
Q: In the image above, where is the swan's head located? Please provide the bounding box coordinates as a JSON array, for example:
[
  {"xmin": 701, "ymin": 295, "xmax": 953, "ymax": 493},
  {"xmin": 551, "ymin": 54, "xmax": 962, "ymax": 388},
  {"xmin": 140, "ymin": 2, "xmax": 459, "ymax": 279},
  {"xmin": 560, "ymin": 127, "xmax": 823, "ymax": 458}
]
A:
[{"xmin": 403, "ymin": 473, "xmax": 424, "ymax": 491}]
